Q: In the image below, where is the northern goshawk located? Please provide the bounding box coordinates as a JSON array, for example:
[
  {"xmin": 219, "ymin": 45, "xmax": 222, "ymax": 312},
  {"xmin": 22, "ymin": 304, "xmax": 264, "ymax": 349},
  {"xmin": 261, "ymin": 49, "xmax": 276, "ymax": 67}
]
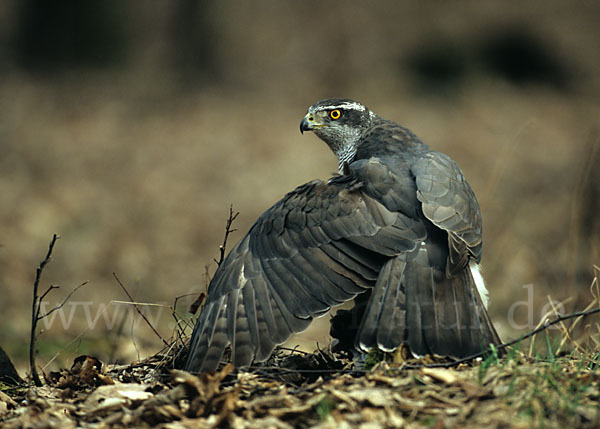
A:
[{"xmin": 185, "ymin": 98, "xmax": 501, "ymax": 373}]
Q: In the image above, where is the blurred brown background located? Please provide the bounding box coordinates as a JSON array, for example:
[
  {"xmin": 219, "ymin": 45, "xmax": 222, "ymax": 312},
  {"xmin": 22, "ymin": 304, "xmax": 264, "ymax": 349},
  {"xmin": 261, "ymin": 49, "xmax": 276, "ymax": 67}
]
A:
[{"xmin": 0, "ymin": 0, "xmax": 598, "ymax": 373}]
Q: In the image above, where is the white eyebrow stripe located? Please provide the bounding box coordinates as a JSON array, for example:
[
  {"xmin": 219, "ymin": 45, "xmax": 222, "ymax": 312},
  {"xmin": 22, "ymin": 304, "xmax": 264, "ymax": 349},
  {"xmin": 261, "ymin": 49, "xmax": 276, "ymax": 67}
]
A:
[{"xmin": 314, "ymin": 102, "xmax": 366, "ymax": 112}]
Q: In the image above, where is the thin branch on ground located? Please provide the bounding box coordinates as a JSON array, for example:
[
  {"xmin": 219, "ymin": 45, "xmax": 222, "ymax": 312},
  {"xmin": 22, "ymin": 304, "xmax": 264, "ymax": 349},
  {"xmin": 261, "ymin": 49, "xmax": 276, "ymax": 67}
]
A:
[
  {"xmin": 214, "ymin": 205, "xmax": 239, "ymax": 267},
  {"xmin": 39, "ymin": 281, "xmax": 89, "ymax": 319},
  {"xmin": 29, "ymin": 234, "xmax": 89, "ymax": 387},
  {"xmin": 171, "ymin": 295, "xmax": 187, "ymax": 344},
  {"xmin": 29, "ymin": 234, "xmax": 59, "ymax": 387},
  {"xmin": 112, "ymin": 272, "xmax": 169, "ymax": 347},
  {"xmin": 189, "ymin": 207, "xmax": 238, "ymax": 316},
  {"xmin": 38, "ymin": 284, "xmax": 59, "ymax": 302},
  {"xmin": 173, "ymin": 293, "xmax": 201, "ymax": 343}
]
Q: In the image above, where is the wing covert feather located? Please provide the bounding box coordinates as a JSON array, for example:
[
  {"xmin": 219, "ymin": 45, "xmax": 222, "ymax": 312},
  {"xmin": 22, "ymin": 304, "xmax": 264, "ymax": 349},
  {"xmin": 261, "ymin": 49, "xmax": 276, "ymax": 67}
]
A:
[{"xmin": 411, "ymin": 152, "xmax": 483, "ymax": 273}]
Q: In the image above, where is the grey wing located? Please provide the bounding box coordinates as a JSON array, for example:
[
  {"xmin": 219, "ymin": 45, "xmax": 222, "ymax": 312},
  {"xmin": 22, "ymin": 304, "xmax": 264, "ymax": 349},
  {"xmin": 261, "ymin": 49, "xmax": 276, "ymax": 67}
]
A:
[
  {"xmin": 411, "ymin": 151, "xmax": 482, "ymax": 275},
  {"xmin": 185, "ymin": 177, "xmax": 426, "ymax": 373},
  {"xmin": 409, "ymin": 152, "xmax": 501, "ymax": 354},
  {"xmin": 347, "ymin": 154, "xmax": 493, "ymax": 356}
]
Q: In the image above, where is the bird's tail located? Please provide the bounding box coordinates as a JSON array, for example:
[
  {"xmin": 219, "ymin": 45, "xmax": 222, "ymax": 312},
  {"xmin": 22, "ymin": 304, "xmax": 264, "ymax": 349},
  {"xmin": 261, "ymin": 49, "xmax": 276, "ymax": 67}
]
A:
[{"xmin": 356, "ymin": 251, "xmax": 502, "ymax": 358}]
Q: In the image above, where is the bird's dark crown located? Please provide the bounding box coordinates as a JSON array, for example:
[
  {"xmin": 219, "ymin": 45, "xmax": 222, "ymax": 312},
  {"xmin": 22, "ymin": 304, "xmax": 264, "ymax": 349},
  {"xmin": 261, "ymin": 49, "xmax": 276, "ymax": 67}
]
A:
[{"xmin": 309, "ymin": 98, "xmax": 369, "ymax": 113}]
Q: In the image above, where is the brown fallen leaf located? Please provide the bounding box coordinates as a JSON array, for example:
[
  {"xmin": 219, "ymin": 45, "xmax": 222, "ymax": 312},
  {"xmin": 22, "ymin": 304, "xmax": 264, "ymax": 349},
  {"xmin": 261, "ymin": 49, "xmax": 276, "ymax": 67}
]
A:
[
  {"xmin": 325, "ymin": 387, "xmax": 358, "ymax": 412},
  {"xmin": 171, "ymin": 363, "xmax": 233, "ymax": 403},
  {"xmin": 421, "ymin": 367, "xmax": 458, "ymax": 385},
  {"xmin": 48, "ymin": 355, "xmax": 113, "ymax": 389},
  {"xmin": 0, "ymin": 390, "xmax": 17, "ymax": 415},
  {"xmin": 346, "ymin": 388, "xmax": 392, "ymax": 407},
  {"xmin": 367, "ymin": 373, "xmax": 413, "ymax": 388},
  {"xmin": 83, "ymin": 383, "xmax": 153, "ymax": 414}
]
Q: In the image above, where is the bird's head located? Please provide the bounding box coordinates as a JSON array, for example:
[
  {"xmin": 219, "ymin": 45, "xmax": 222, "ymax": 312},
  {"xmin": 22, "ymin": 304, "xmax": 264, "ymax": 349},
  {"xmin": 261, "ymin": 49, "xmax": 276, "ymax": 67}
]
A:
[{"xmin": 300, "ymin": 98, "xmax": 374, "ymax": 172}]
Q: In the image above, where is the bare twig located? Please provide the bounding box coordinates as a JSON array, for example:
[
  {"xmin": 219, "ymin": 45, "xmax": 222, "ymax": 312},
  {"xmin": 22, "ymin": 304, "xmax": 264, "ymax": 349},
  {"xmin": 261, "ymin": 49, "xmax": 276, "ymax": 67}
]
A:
[
  {"xmin": 39, "ymin": 281, "xmax": 89, "ymax": 319},
  {"xmin": 173, "ymin": 293, "xmax": 199, "ymax": 341},
  {"xmin": 112, "ymin": 272, "xmax": 169, "ymax": 347},
  {"xmin": 189, "ymin": 207, "xmax": 238, "ymax": 315},
  {"xmin": 38, "ymin": 284, "xmax": 60, "ymax": 302},
  {"xmin": 28, "ymin": 235, "xmax": 89, "ymax": 387},
  {"xmin": 29, "ymin": 234, "xmax": 60, "ymax": 386},
  {"xmin": 213, "ymin": 205, "xmax": 239, "ymax": 267}
]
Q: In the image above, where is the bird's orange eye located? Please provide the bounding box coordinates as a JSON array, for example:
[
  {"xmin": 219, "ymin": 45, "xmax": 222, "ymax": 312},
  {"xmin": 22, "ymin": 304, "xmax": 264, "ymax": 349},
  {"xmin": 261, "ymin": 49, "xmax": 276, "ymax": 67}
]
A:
[{"xmin": 330, "ymin": 109, "xmax": 341, "ymax": 120}]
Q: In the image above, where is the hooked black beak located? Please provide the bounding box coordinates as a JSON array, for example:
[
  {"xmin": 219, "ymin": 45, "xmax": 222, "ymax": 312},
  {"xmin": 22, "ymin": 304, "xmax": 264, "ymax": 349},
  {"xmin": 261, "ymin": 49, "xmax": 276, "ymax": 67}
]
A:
[{"xmin": 300, "ymin": 115, "xmax": 314, "ymax": 134}]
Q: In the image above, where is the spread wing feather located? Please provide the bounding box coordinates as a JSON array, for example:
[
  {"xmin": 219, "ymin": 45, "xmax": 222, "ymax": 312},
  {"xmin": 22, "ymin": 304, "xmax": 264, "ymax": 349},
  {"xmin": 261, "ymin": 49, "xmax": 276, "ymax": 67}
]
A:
[{"xmin": 185, "ymin": 176, "xmax": 425, "ymax": 373}]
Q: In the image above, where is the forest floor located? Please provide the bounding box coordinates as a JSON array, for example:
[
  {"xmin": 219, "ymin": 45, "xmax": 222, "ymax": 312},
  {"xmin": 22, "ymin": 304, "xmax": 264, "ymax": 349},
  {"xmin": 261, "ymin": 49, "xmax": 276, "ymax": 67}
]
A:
[{"xmin": 2, "ymin": 320, "xmax": 600, "ymax": 428}]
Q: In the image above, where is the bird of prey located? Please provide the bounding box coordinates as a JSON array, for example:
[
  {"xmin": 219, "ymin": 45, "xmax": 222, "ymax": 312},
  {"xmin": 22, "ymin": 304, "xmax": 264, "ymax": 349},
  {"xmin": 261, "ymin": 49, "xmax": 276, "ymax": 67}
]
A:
[{"xmin": 185, "ymin": 98, "xmax": 501, "ymax": 373}]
